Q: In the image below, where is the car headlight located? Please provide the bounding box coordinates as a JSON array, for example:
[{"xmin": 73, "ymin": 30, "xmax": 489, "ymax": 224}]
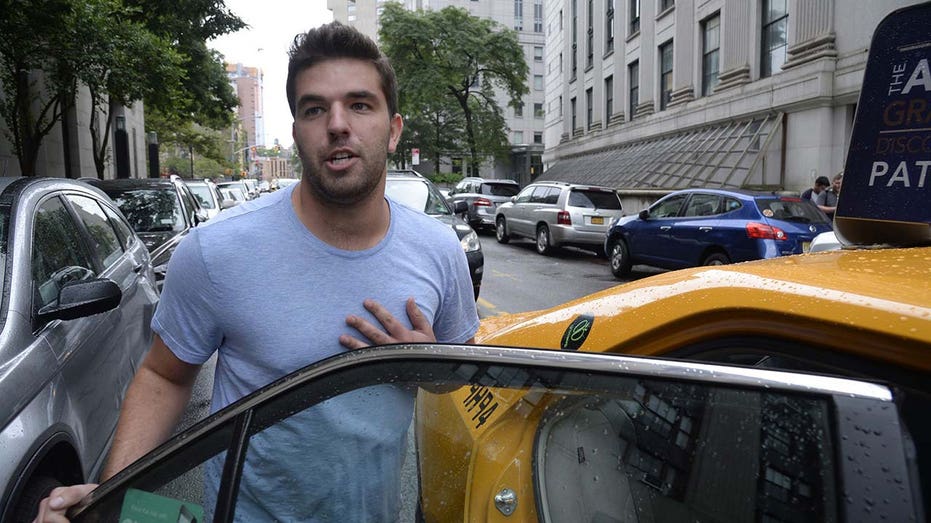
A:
[{"xmin": 459, "ymin": 229, "xmax": 481, "ymax": 253}]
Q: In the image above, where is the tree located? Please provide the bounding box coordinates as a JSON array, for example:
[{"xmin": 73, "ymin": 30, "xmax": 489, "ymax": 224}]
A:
[
  {"xmin": 380, "ymin": 4, "xmax": 528, "ymax": 176},
  {"xmin": 0, "ymin": 0, "xmax": 86, "ymax": 175}
]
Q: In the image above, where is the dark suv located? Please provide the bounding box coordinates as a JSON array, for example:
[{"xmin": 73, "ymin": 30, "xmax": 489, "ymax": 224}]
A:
[
  {"xmin": 447, "ymin": 177, "xmax": 520, "ymax": 232},
  {"xmin": 84, "ymin": 176, "xmax": 206, "ymax": 291},
  {"xmin": 385, "ymin": 170, "xmax": 484, "ymax": 299}
]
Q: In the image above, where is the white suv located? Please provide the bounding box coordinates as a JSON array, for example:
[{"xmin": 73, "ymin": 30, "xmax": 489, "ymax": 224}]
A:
[{"xmin": 495, "ymin": 181, "xmax": 624, "ymax": 255}]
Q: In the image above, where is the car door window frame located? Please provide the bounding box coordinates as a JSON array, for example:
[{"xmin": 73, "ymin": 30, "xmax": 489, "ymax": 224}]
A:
[{"xmin": 64, "ymin": 193, "xmax": 125, "ymax": 271}]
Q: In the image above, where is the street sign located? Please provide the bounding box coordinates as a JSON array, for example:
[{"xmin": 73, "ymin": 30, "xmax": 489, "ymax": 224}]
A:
[
  {"xmin": 412, "ymin": 148, "xmax": 420, "ymax": 166},
  {"xmin": 836, "ymin": 3, "xmax": 931, "ymax": 246}
]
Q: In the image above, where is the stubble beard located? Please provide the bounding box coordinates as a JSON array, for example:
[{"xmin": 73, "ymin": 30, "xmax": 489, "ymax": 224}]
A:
[{"xmin": 299, "ymin": 141, "xmax": 388, "ymax": 208}]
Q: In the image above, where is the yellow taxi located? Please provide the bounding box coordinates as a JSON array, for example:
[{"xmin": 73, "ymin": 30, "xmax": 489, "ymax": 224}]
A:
[{"xmin": 416, "ymin": 245, "xmax": 931, "ymax": 521}]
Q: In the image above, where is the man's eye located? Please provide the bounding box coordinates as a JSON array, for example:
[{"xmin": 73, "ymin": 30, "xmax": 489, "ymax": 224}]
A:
[
  {"xmin": 303, "ymin": 107, "xmax": 323, "ymax": 117},
  {"xmin": 351, "ymin": 102, "xmax": 371, "ymax": 111}
]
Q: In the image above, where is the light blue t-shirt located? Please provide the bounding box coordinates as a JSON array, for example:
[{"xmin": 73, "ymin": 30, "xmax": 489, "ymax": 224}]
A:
[{"xmin": 152, "ymin": 183, "xmax": 479, "ymax": 521}]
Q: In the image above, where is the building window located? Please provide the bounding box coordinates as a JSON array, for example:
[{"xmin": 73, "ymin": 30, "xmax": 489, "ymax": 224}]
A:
[
  {"xmin": 534, "ymin": 0, "xmax": 544, "ymax": 33},
  {"xmin": 659, "ymin": 40, "xmax": 673, "ymax": 110},
  {"xmin": 628, "ymin": 61, "xmax": 639, "ymax": 119},
  {"xmin": 452, "ymin": 157, "xmax": 463, "ymax": 174},
  {"xmin": 571, "ymin": 0, "xmax": 578, "ymax": 80},
  {"xmin": 514, "ymin": 0, "xmax": 524, "ymax": 31},
  {"xmin": 515, "ymin": 101, "xmax": 524, "ymax": 117},
  {"xmin": 702, "ymin": 14, "xmax": 720, "ymax": 96},
  {"xmin": 513, "ymin": 130, "xmax": 524, "ymax": 143},
  {"xmin": 571, "ymin": 97, "xmax": 577, "ymax": 130},
  {"xmin": 534, "ymin": 74, "xmax": 544, "ymax": 90},
  {"xmin": 606, "ymin": 0, "xmax": 615, "ymax": 52},
  {"xmin": 761, "ymin": 0, "xmax": 788, "ymax": 78},
  {"xmin": 559, "ymin": 9, "xmax": 563, "ymax": 30},
  {"xmin": 534, "ymin": 102, "xmax": 544, "ymax": 119},
  {"xmin": 586, "ymin": 87, "xmax": 594, "ymax": 129},
  {"xmin": 629, "ymin": 0, "xmax": 640, "ymax": 34},
  {"xmin": 534, "ymin": 46, "xmax": 544, "ymax": 62},
  {"xmin": 534, "ymin": 132, "xmax": 543, "ymax": 144},
  {"xmin": 605, "ymin": 75, "xmax": 614, "ymax": 121},
  {"xmin": 586, "ymin": 0, "xmax": 594, "ymax": 68},
  {"xmin": 559, "ymin": 95, "xmax": 563, "ymax": 117},
  {"xmin": 660, "ymin": 0, "xmax": 674, "ymax": 12},
  {"xmin": 559, "ymin": 52, "xmax": 563, "ymax": 71}
]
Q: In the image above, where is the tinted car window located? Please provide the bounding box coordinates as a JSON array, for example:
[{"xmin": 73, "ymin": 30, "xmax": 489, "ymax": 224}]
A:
[
  {"xmin": 515, "ymin": 187, "xmax": 534, "ymax": 203},
  {"xmin": 103, "ymin": 187, "xmax": 186, "ymax": 233},
  {"xmin": 67, "ymin": 194, "xmax": 123, "ymax": 269},
  {"xmin": 757, "ymin": 197, "xmax": 830, "ymax": 224},
  {"xmin": 385, "ymin": 179, "xmax": 451, "ymax": 215},
  {"xmin": 188, "ymin": 184, "xmax": 217, "ymax": 210},
  {"xmin": 481, "ymin": 184, "xmax": 519, "ymax": 197},
  {"xmin": 99, "ymin": 202, "xmax": 136, "ymax": 250},
  {"xmin": 683, "ymin": 193, "xmax": 722, "ymax": 217},
  {"xmin": 32, "ymin": 197, "xmax": 96, "ymax": 310},
  {"xmin": 651, "ymin": 194, "xmax": 687, "ymax": 218},
  {"xmin": 568, "ymin": 189, "xmax": 622, "ymax": 209}
]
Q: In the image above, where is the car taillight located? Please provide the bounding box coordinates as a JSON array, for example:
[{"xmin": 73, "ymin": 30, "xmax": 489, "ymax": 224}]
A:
[
  {"xmin": 557, "ymin": 211, "xmax": 572, "ymax": 225},
  {"xmin": 473, "ymin": 197, "xmax": 492, "ymax": 207},
  {"xmin": 746, "ymin": 222, "xmax": 787, "ymax": 240}
]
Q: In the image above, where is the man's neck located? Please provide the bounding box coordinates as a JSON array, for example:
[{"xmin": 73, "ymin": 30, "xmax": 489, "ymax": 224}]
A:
[{"xmin": 291, "ymin": 182, "xmax": 391, "ymax": 250}]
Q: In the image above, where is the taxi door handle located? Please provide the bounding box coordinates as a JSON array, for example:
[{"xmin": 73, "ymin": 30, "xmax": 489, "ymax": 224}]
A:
[
  {"xmin": 660, "ymin": 226, "xmax": 672, "ymax": 231},
  {"xmin": 699, "ymin": 226, "xmax": 713, "ymax": 232}
]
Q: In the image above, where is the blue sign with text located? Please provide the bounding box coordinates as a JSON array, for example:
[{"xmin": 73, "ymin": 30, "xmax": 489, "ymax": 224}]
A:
[{"xmin": 837, "ymin": 3, "xmax": 931, "ymax": 244}]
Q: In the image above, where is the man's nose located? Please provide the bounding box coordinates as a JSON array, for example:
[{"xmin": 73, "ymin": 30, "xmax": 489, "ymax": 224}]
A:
[{"xmin": 327, "ymin": 104, "xmax": 350, "ymax": 137}]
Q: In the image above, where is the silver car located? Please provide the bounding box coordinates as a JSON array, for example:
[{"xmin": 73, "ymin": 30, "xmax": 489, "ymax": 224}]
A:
[
  {"xmin": 447, "ymin": 177, "xmax": 520, "ymax": 232},
  {"xmin": 0, "ymin": 178, "xmax": 158, "ymax": 522},
  {"xmin": 495, "ymin": 181, "xmax": 624, "ymax": 255}
]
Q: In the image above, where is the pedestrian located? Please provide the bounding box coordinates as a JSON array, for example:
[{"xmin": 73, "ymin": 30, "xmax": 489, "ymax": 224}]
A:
[
  {"xmin": 35, "ymin": 21, "xmax": 479, "ymax": 522},
  {"xmin": 801, "ymin": 175, "xmax": 830, "ymax": 203},
  {"xmin": 816, "ymin": 172, "xmax": 843, "ymax": 220}
]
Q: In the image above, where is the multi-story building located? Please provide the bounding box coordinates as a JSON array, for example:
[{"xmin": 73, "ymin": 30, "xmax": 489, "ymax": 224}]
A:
[
  {"xmin": 328, "ymin": 0, "xmax": 546, "ymax": 183},
  {"xmin": 543, "ymin": 0, "xmax": 923, "ymax": 211},
  {"xmin": 225, "ymin": 63, "xmax": 265, "ymax": 149}
]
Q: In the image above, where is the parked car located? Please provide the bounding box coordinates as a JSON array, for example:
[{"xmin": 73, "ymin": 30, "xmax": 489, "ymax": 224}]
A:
[
  {"xmin": 809, "ymin": 230, "xmax": 842, "ymax": 253},
  {"xmin": 184, "ymin": 179, "xmax": 227, "ymax": 220},
  {"xmin": 446, "ymin": 177, "xmax": 520, "ymax": 232},
  {"xmin": 495, "ymin": 181, "xmax": 624, "ymax": 255},
  {"xmin": 84, "ymin": 176, "xmax": 206, "ymax": 291},
  {"xmin": 385, "ymin": 169, "xmax": 483, "ymax": 299},
  {"xmin": 215, "ymin": 183, "xmax": 248, "ymax": 207},
  {"xmin": 0, "ymin": 177, "xmax": 158, "ymax": 522},
  {"xmin": 216, "ymin": 180, "xmax": 254, "ymax": 202},
  {"xmin": 605, "ymin": 188, "xmax": 833, "ymax": 277}
]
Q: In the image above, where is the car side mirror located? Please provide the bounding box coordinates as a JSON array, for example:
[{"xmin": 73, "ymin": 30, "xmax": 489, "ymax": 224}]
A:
[
  {"xmin": 510, "ymin": 196, "xmax": 517, "ymax": 203},
  {"xmin": 638, "ymin": 209, "xmax": 650, "ymax": 220},
  {"xmin": 35, "ymin": 278, "xmax": 122, "ymax": 325},
  {"xmin": 194, "ymin": 210, "xmax": 209, "ymax": 224},
  {"xmin": 453, "ymin": 200, "xmax": 468, "ymax": 214},
  {"xmin": 220, "ymin": 199, "xmax": 237, "ymax": 210}
]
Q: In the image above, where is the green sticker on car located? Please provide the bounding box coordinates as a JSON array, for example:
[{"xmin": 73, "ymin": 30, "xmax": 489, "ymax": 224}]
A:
[{"xmin": 561, "ymin": 314, "xmax": 594, "ymax": 351}]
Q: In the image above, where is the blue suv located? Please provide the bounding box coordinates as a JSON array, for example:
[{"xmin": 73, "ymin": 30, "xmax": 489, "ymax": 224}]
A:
[{"xmin": 605, "ymin": 188, "xmax": 833, "ymax": 278}]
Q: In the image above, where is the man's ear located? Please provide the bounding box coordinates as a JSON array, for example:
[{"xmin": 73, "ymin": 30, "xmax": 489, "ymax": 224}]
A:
[{"xmin": 387, "ymin": 114, "xmax": 404, "ymax": 153}]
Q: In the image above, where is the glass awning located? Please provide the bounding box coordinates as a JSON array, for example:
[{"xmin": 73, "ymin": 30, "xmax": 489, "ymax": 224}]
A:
[{"xmin": 541, "ymin": 112, "xmax": 783, "ymax": 190}]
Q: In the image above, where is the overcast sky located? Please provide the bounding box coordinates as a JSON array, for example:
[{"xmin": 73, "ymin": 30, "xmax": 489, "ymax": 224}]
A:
[{"xmin": 209, "ymin": 1, "xmax": 334, "ymax": 148}]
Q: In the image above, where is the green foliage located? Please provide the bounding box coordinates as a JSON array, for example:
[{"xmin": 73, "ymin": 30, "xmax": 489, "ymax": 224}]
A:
[
  {"xmin": 379, "ymin": 4, "xmax": 528, "ymax": 175},
  {"xmin": 427, "ymin": 172, "xmax": 463, "ymax": 185},
  {"xmin": 0, "ymin": 0, "xmax": 244, "ymax": 176}
]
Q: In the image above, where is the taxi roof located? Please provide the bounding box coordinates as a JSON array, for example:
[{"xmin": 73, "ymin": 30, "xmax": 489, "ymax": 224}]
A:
[{"xmin": 477, "ymin": 246, "xmax": 931, "ymax": 374}]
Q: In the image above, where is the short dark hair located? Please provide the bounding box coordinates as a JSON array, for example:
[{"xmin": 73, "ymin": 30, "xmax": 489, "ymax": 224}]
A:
[
  {"xmin": 286, "ymin": 22, "xmax": 399, "ymax": 119},
  {"xmin": 815, "ymin": 176, "xmax": 830, "ymax": 186}
]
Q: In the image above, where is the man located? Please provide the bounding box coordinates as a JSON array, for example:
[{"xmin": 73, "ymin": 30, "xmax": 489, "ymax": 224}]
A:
[
  {"xmin": 816, "ymin": 172, "xmax": 843, "ymax": 220},
  {"xmin": 36, "ymin": 22, "xmax": 478, "ymax": 522},
  {"xmin": 801, "ymin": 175, "xmax": 830, "ymax": 203}
]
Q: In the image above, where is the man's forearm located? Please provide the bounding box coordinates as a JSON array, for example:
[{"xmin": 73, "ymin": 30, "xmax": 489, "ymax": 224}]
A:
[{"xmin": 100, "ymin": 366, "xmax": 196, "ymax": 481}]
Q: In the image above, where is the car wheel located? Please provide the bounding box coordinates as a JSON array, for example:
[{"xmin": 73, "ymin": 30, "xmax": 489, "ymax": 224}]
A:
[
  {"xmin": 496, "ymin": 217, "xmax": 510, "ymax": 244},
  {"xmin": 536, "ymin": 225, "xmax": 553, "ymax": 255},
  {"xmin": 14, "ymin": 475, "xmax": 62, "ymax": 522},
  {"xmin": 609, "ymin": 239, "xmax": 632, "ymax": 278},
  {"xmin": 702, "ymin": 252, "xmax": 730, "ymax": 266}
]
